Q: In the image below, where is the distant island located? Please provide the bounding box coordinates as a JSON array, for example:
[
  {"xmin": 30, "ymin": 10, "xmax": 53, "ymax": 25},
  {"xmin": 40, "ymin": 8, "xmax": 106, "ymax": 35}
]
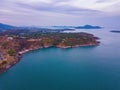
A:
[
  {"xmin": 0, "ymin": 23, "xmax": 102, "ymax": 31},
  {"xmin": 110, "ymin": 30, "xmax": 120, "ymax": 33},
  {"xmin": 75, "ymin": 25, "xmax": 102, "ymax": 29},
  {"xmin": 0, "ymin": 30, "xmax": 100, "ymax": 74}
]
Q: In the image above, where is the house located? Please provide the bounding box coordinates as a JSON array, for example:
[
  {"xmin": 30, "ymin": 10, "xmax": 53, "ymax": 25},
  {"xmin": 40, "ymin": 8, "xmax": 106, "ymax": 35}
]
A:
[{"xmin": 7, "ymin": 37, "xmax": 13, "ymax": 40}]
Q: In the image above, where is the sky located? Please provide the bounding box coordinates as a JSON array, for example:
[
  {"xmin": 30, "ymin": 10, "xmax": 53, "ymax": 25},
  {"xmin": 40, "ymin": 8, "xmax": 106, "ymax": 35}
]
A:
[{"xmin": 0, "ymin": 0, "xmax": 120, "ymax": 27}]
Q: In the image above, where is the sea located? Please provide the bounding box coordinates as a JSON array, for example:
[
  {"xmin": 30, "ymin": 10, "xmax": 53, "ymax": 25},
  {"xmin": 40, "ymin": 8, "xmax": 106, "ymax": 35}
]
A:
[{"xmin": 0, "ymin": 28, "xmax": 120, "ymax": 90}]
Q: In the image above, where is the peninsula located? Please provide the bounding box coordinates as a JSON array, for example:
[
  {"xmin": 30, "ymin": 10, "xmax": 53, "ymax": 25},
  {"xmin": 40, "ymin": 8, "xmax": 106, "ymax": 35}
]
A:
[{"xmin": 0, "ymin": 29, "xmax": 100, "ymax": 74}]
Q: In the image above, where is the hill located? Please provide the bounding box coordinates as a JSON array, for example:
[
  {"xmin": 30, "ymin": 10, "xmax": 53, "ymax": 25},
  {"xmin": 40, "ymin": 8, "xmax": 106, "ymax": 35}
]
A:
[{"xmin": 0, "ymin": 23, "xmax": 16, "ymax": 31}]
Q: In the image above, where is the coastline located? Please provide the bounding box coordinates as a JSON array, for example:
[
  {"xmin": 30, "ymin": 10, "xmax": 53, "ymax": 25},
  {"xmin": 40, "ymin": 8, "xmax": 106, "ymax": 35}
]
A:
[
  {"xmin": 0, "ymin": 43, "xmax": 99, "ymax": 74},
  {"xmin": 0, "ymin": 32, "xmax": 100, "ymax": 74}
]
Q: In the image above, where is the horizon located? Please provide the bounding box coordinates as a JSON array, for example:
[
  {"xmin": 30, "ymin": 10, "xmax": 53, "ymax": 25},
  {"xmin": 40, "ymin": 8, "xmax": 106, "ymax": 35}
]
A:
[
  {"xmin": 0, "ymin": 22, "xmax": 119, "ymax": 29},
  {"xmin": 0, "ymin": 0, "xmax": 120, "ymax": 28}
]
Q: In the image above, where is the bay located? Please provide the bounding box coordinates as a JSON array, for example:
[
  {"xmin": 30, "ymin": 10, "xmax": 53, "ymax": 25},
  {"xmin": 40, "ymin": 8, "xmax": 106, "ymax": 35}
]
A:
[{"xmin": 0, "ymin": 28, "xmax": 120, "ymax": 90}]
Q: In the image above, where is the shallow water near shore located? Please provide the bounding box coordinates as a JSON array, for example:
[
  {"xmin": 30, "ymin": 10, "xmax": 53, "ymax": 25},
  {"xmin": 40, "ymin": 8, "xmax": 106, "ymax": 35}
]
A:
[{"xmin": 0, "ymin": 29, "xmax": 120, "ymax": 90}]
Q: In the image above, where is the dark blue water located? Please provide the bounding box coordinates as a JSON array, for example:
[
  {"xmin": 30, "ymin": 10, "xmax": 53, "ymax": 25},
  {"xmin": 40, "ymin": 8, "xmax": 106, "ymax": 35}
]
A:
[{"xmin": 0, "ymin": 29, "xmax": 120, "ymax": 90}]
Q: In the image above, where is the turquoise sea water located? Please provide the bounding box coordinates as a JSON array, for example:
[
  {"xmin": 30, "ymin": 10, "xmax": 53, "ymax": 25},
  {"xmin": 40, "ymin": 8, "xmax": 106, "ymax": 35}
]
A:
[{"xmin": 0, "ymin": 29, "xmax": 120, "ymax": 90}]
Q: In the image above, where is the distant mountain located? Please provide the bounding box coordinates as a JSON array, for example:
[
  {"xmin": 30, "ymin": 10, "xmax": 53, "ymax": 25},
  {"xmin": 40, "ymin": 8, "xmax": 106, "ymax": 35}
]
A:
[
  {"xmin": 0, "ymin": 23, "xmax": 17, "ymax": 31},
  {"xmin": 48, "ymin": 25, "xmax": 102, "ymax": 29},
  {"xmin": 0, "ymin": 23, "xmax": 102, "ymax": 32},
  {"xmin": 75, "ymin": 25, "xmax": 102, "ymax": 29}
]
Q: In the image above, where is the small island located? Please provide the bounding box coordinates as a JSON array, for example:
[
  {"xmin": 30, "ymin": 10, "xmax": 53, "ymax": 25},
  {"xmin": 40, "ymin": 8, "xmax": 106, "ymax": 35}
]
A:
[
  {"xmin": 0, "ymin": 29, "xmax": 100, "ymax": 74},
  {"xmin": 75, "ymin": 25, "xmax": 102, "ymax": 29},
  {"xmin": 110, "ymin": 30, "xmax": 120, "ymax": 33}
]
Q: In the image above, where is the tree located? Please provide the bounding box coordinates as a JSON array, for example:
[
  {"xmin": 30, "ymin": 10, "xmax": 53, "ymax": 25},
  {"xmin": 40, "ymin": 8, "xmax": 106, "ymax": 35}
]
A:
[
  {"xmin": 1, "ymin": 60, "xmax": 8, "ymax": 65},
  {"xmin": 0, "ymin": 60, "xmax": 8, "ymax": 67},
  {"xmin": 8, "ymin": 48, "xmax": 16, "ymax": 56}
]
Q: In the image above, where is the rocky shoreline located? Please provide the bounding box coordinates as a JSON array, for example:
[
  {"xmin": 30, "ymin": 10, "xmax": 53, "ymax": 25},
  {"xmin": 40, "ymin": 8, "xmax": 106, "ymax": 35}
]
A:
[
  {"xmin": 0, "ymin": 55, "xmax": 21, "ymax": 74},
  {"xmin": 0, "ymin": 43, "xmax": 100, "ymax": 74}
]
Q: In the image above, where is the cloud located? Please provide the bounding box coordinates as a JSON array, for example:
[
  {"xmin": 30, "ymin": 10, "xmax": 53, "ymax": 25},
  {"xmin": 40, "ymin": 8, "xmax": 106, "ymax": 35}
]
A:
[
  {"xmin": 0, "ymin": 0, "xmax": 120, "ymax": 27},
  {"xmin": 96, "ymin": 0, "xmax": 119, "ymax": 3},
  {"xmin": 16, "ymin": 2, "xmax": 100, "ymax": 15},
  {"xmin": 1, "ymin": 0, "xmax": 120, "ymax": 15}
]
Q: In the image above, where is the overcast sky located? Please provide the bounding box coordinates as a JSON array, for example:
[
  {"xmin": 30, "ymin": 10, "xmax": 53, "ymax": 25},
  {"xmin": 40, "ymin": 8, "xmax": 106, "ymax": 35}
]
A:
[{"xmin": 0, "ymin": 0, "xmax": 120, "ymax": 27}]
